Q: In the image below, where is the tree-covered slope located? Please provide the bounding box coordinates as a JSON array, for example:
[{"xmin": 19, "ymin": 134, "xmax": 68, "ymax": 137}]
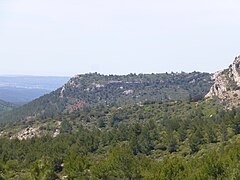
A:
[
  {"xmin": 0, "ymin": 72, "xmax": 213, "ymax": 123},
  {"xmin": 1, "ymin": 100, "xmax": 240, "ymax": 179},
  {"xmin": 0, "ymin": 100, "xmax": 15, "ymax": 114}
]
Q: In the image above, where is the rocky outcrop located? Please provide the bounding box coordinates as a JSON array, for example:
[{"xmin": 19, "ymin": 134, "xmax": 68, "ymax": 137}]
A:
[
  {"xmin": 231, "ymin": 56, "xmax": 240, "ymax": 85},
  {"xmin": 15, "ymin": 127, "xmax": 40, "ymax": 140},
  {"xmin": 206, "ymin": 55, "xmax": 240, "ymax": 108},
  {"xmin": 205, "ymin": 70, "xmax": 228, "ymax": 99}
]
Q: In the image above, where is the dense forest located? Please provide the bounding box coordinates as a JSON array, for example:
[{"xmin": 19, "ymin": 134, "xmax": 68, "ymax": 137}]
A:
[
  {"xmin": 1, "ymin": 99, "xmax": 240, "ymax": 179},
  {"xmin": 0, "ymin": 72, "xmax": 213, "ymax": 123}
]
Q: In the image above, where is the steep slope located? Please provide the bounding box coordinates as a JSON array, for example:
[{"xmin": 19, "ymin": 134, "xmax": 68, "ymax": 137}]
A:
[
  {"xmin": 0, "ymin": 99, "xmax": 15, "ymax": 114},
  {"xmin": 0, "ymin": 72, "xmax": 213, "ymax": 122},
  {"xmin": 206, "ymin": 55, "xmax": 240, "ymax": 108}
]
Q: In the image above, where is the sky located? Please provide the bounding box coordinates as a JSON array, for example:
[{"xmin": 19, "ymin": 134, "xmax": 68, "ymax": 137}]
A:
[{"xmin": 0, "ymin": 0, "xmax": 240, "ymax": 76}]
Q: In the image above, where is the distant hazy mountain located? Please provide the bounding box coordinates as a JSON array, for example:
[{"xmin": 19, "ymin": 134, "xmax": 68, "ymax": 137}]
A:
[
  {"xmin": 0, "ymin": 76, "xmax": 70, "ymax": 104},
  {"xmin": 0, "ymin": 72, "xmax": 213, "ymax": 122}
]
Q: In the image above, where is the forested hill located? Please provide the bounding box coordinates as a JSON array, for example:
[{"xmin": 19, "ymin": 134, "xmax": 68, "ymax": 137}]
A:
[
  {"xmin": 0, "ymin": 99, "xmax": 15, "ymax": 114},
  {"xmin": 0, "ymin": 72, "xmax": 213, "ymax": 122},
  {"xmin": 1, "ymin": 99, "xmax": 240, "ymax": 179}
]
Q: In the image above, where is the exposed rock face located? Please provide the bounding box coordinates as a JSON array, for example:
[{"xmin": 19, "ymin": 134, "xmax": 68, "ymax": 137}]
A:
[
  {"xmin": 206, "ymin": 55, "xmax": 240, "ymax": 108},
  {"xmin": 15, "ymin": 127, "xmax": 40, "ymax": 140},
  {"xmin": 232, "ymin": 57, "xmax": 240, "ymax": 85}
]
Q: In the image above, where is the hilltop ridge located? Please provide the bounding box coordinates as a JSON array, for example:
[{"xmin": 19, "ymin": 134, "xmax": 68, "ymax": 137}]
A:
[{"xmin": 0, "ymin": 72, "xmax": 213, "ymax": 122}]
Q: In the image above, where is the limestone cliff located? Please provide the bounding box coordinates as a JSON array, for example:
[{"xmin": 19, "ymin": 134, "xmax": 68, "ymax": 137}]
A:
[{"xmin": 206, "ymin": 55, "xmax": 240, "ymax": 108}]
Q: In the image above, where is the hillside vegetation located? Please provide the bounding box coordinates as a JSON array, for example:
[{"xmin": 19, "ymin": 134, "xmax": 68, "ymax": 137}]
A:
[
  {"xmin": 1, "ymin": 100, "xmax": 240, "ymax": 179},
  {"xmin": 0, "ymin": 100, "xmax": 15, "ymax": 114},
  {"xmin": 3, "ymin": 67, "xmax": 240, "ymax": 179},
  {"xmin": 0, "ymin": 72, "xmax": 213, "ymax": 123}
]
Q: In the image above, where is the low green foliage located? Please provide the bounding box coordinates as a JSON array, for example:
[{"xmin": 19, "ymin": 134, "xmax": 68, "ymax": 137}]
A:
[{"xmin": 1, "ymin": 100, "xmax": 240, "ymax": 179}]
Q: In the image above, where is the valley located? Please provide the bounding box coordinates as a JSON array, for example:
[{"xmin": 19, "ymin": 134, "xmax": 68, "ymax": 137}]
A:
[
  {"xmin": 0, "ymin": 76, "xmax": 70, "ymax": 104},
  {"xmin": 1, "ymin": 57, "xmax": 240, "ymax": 179},
  {"xmin": 1, "ymin": 0, "xmax": 239, "ymax": 178}
]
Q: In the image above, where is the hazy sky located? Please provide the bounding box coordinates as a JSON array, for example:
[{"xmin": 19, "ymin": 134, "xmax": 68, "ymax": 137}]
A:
[{"xmin": 0, "ymin": 0, "xmax": 240, "ymax": 76}]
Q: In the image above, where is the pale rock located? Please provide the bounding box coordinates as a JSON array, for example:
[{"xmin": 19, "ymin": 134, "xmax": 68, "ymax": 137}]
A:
[{"xmin": 206, "ymin": 56, "xmax": 240, "ymax": 108}]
